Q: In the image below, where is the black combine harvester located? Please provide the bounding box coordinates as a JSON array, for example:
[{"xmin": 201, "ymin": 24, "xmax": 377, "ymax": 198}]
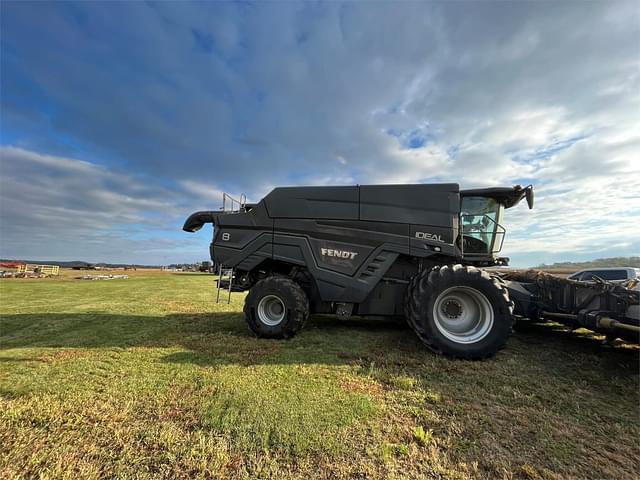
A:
[{"xmin": 184, "ymin": 184, "xmax": 639, "ymax": 358}]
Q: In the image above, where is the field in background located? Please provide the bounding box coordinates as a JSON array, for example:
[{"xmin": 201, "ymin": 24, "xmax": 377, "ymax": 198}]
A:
[
  {"xmin": 37, "ymin": 267, "xmax": 169, "ymax": 279},
  {"xmin": 1, "ymin": 270, "xmax": 638, "ymax": 479}
]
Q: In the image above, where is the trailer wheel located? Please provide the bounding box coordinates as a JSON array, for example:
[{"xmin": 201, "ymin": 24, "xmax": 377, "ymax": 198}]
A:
[
  {"xmin": 406, "ymin": 265, "xmax": 514, "ymax": 359},
  {"xmin": 244, "ymin": 276, "xmax": 309, "ymax": 339}
]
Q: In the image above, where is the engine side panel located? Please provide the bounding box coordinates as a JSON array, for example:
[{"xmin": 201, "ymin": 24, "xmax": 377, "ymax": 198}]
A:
[
  {"xmin": 271, "ymin": 226, "xmax": 401, "ymax": 302},
  {"xmin": 273, "ymin": 218, "xmax": 407, "ymax": 279}
]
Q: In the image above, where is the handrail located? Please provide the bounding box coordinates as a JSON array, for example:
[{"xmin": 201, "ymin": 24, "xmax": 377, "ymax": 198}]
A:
[{"xmin": 221, "ymin": 192, "xmax": 246, "ymax": 212}]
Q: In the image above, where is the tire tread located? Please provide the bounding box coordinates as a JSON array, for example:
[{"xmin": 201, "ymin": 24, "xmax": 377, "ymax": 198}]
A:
[
  {"xmin": 405, "ymin": 264, "xmax": 514, "ymax": 359},
  {"xmin": 244, "ymin": 275, "xmax": 309, "ymax": 339}
]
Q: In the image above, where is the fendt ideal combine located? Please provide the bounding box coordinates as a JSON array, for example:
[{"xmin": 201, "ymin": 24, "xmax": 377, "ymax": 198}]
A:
[{"xmin": 184, "ymin": 183, "xmax": 639, "ymax": 359}]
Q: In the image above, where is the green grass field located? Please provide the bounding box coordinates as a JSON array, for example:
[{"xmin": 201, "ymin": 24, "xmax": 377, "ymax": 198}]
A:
[{"xmin": 1, "ymin": 271, "xmax": 638, "ymax": 479}]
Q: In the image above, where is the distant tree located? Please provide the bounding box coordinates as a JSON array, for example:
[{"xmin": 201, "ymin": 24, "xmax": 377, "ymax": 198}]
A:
[{"xmin": 536, "ymin": 257, "xmax": 640, "ymax": 269}]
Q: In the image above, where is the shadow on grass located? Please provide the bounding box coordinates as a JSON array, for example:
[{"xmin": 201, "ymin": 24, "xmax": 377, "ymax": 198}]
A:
[
  {"xmin": 1, "ymin": 312, "xmax": 637, "ymax": 374},
  {"xmin": 0, "ymin": 312, "xmax": 413, "ymax": 365}
]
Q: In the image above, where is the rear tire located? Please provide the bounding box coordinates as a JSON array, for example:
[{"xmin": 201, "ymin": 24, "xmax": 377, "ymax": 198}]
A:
[
  {"xmin": 405, "ymin": 265, "xmax": 514, "ymax": 359},
  {"xmin": 244, "ymin": 276, "xmax": 309, "ymax": 339}
]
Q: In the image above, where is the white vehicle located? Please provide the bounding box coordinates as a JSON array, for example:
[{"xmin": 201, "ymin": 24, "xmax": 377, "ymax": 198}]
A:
[{"xmin": 567, "ymin": 267, "xmax": 640, "ymax": 283}]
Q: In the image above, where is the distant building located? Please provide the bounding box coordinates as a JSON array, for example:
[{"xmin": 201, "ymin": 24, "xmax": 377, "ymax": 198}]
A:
[{"xmin": 0, "ymin": 261, "xmax": 24, "ymax": 269}]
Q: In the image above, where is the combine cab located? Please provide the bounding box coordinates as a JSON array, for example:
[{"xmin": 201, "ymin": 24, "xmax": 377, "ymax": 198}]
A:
[{"xmin": 184, "ymin": 183, "xmax": 638, "ymax": 358}]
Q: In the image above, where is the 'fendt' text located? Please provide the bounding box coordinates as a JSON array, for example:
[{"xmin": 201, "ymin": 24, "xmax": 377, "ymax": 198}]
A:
[{"xmin": 320, "ymin": 248, "xmax": 358, "ymax": 260}]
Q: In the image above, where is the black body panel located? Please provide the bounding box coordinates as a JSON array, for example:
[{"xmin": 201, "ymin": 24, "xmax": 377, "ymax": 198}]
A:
[{"xmin": 359, "ymin": 183, "xmax": 458, "ymax": 225}]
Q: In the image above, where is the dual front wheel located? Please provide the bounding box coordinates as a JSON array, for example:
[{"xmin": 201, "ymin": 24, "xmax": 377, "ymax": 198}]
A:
[{"xmin": 244, "ymin": 265, "xmax": 513, "ymax": 359}]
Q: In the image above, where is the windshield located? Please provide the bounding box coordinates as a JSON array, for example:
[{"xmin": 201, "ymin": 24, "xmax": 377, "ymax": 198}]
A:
[{"xmin": 461, "ymin": 196, "xmax": 505, "ymax": 256}]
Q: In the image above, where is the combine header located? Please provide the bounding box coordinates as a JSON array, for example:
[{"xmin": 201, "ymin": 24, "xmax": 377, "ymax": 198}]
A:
[{"xmin": 184, "ymin": 183, "xmax": 638, "ymax": 358}]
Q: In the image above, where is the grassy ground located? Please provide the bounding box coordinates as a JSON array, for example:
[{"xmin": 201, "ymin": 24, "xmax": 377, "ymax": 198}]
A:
[{"xmin": 1, "ymin": 271, "xmax": 638, "ymax": 479}]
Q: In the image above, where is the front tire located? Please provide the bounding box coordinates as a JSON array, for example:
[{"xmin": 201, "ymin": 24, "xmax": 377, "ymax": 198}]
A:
[
  {"xmin": 406, "ymin": 265, "xmax": 514, "ymax": 359},
  {"xmin": 244, "ymin": 276, "xmax": 309, "ymax": 339}
]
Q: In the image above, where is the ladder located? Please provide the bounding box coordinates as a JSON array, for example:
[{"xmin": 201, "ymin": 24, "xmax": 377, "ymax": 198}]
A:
[
  {"xmin": 214, "ymin": 192, "xmax": 245, "ymax": 303},
  {"xmin": 216, "ymin": 263, "xmax": 234, "ymax": 304}
]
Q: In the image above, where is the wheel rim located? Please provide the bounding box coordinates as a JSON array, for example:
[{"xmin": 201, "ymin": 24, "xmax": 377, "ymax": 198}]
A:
[
  {"xmin": 432, "ymin": 286, "xmax": 494, "ymax": 344},
  {"xmin": 257, "ymin": 295, "xmax": 286, "ymax": 326}
]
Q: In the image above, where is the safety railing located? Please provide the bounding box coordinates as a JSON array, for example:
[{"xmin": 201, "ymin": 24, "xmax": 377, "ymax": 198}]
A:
[{"xmin": 221, "ymin": 192, "xmax": 246, "ymax": 212}]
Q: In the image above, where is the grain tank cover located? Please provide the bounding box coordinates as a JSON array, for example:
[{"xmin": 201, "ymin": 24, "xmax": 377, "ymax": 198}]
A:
[
  {"xmin": 264, "ymin": 186, "xmax": 359, "ymax": 220},
  {"xmin": 264, "ymin": 183, "xmax": 460, "ymax": 225},
  {"xmin": 359, "ymin": 183, "xmax": 459, "ymax": 225}
]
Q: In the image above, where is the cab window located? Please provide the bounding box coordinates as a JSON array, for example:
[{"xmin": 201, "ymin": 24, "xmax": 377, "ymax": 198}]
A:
[{"xmin": 461, "ymin": 196, "xmax": 505, "ymax": 255}]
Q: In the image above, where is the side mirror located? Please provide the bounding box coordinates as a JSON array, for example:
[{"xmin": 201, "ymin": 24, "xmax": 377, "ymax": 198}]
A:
[{"xmin": 525, "ymin": 185, "xmax": 534, "ymax": 209}]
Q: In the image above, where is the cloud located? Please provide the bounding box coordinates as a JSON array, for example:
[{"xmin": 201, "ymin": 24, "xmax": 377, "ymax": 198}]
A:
[
  {"xmin": 178, "ymin": 180, "xmax": 226, "ymax": 207},
  {"xmin": 1, "ymin": 1, "xmax": 639, "ymax": 265},
  {"xmin": 0, "ymin": 147, "xmax": 208, "ymax": 263},
  {"xmin": 502, "ymin": 133, "xmax": 640, "ymax": 265}
]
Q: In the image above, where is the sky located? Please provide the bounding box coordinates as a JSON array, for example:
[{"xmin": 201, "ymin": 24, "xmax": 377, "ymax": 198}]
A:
[{"xmin": 0, "ymin": 1, "xmax": 638, "ymax": 267}]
